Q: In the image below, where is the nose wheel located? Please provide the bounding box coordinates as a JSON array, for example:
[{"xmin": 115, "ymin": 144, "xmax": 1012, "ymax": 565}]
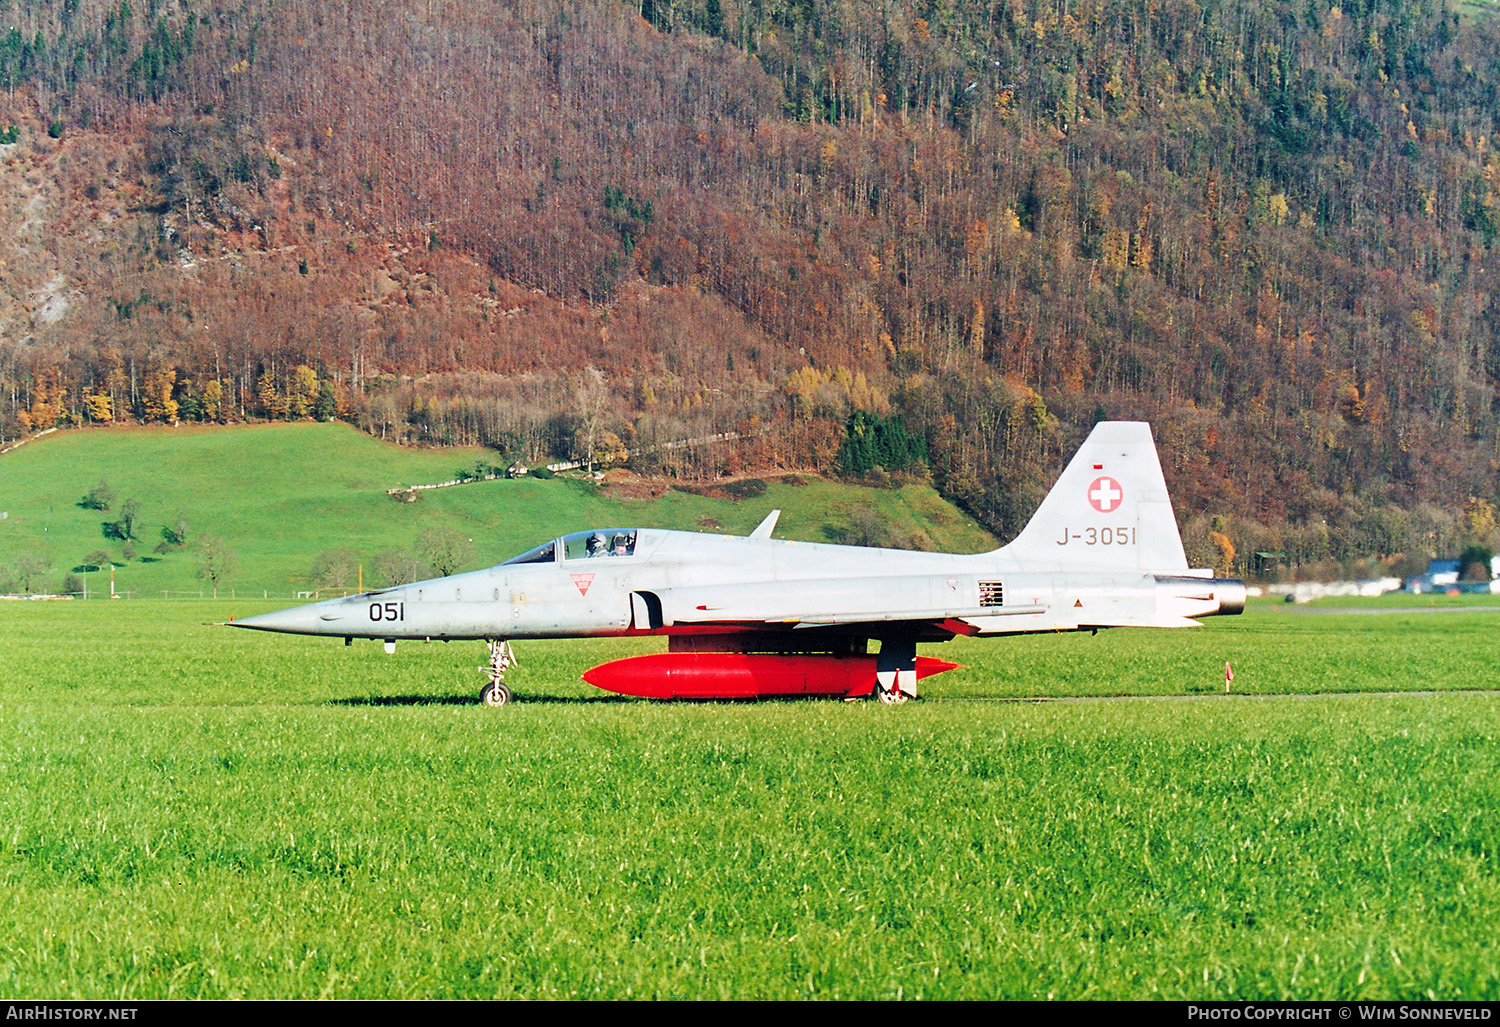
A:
[{"xmin": 479, "ymin": 639, "xmax": 518, "ymax": 706}]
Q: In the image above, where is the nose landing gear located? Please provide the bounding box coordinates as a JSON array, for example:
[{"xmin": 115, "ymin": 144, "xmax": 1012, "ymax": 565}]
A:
[{"xmin": 479, "ymin": 639, "xmax": 518, "ymax": 706}]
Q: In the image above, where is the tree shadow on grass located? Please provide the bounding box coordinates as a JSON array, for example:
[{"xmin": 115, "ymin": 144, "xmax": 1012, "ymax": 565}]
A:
[
  {"xmin": 327, "ymin": 693, "xmax": 778, "ymax": 707},
  {"xmin": 330, "ymin": 694, "xmax": 477, "ymax": 706}
]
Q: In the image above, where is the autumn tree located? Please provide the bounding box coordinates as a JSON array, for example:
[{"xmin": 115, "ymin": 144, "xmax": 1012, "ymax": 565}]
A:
[
  {"xmin": 287, "ymin": 365, "xmax": 319, "ymax": 418},
  {"xmin": 106, "ymin": 498, "xmax": 143, "ymax": 541},
  {"xmin": 418, "ymin": 526, "xmax": 474, "ymax": 577},
  {"xmin": 6, "ymin": 553, "xmax": 52, "ymax": 594},
  {"xmin": 84, "ymin": 392, "xmax": 113, "ymax": 423},
  {"xmin": 257, "ymin": 369, "xmax": 288, "ymax": 419},
  {"xmin": 196, "ymin": 534, "xmax": 238, "ymax": 597},
  {"xmin": 80, "ymin": 479, "xmax": 116, "ymax": 511},
  {"xmin": 373, "ymin": 548, "xmax": 425, "ymax": 587},
  {"xmin": 308, "ymin": 548, "xmax": 361, "ymax": 591},
  {"xmin": 155, "ymin": 513, "xmax": 190, "ymax": 553},
  {"xmin": 141, "ymin": 368, "xmax": 179, "ymax": 423},
  {"xmin": 1209, "ymin": 517, "xmax": 1237, "ymax": 579},
  {"xmin": 202, "ymin": 379, "xmax": 224, "ymax": 422}
]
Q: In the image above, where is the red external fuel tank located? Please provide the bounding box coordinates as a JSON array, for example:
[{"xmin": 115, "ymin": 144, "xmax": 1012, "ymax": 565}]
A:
[{"xmin": 581, "ymin": 652, "xmax": 960, "ymax": 699}]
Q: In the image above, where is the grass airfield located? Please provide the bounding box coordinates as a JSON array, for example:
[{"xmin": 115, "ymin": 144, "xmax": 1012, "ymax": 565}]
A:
[{"xmin": 2, "ymin": 598, "xmax": 1497, "ymax": 999}]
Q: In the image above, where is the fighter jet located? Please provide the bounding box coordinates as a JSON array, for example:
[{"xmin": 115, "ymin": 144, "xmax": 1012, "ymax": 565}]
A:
[{"xmin": 230, "ymin": 421, "xmax": 1244, "ymax": 705}]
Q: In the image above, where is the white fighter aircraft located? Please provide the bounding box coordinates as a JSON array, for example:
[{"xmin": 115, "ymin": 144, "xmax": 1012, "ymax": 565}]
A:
[{"xmin": 231, "ymin": 421, "xmax": 1244, "ymax": 704}]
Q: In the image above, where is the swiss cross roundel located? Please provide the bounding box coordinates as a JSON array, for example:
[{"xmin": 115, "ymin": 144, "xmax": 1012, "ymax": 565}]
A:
[{"xmin": 1087, "ymin": 476, "xmax": 1123, "ymax": 513}]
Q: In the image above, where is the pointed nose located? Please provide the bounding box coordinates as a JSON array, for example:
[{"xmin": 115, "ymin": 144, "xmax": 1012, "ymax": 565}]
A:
[{"xmin": 230, "ymin": 602, "xmax": 348, "ymax": 635}]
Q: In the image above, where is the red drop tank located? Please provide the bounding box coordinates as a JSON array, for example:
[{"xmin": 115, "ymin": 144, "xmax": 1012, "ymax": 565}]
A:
[{"xmin": 581, "ymin": 652, "xmax": 960, "ymax": 700}]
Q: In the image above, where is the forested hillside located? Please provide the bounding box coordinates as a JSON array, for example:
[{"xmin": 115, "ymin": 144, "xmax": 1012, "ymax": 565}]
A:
[{"xmin": 2, "ymin": 0, "xmax": 1498, "ymax": 577}]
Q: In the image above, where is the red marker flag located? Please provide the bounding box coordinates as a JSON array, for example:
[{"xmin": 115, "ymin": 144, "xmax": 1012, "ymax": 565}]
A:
[{"xmin": 1225, "ymin": 661, "xmax": 1234, "ymax": 692}]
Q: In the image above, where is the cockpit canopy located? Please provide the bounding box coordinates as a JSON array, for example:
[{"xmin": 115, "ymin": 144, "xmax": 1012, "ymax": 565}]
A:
[
  {"xmin": 563, "ymin": 529, "xmax": 638, "ymax": 560},
  {"xmin": 502, "ymin": 529, "xmax": 638, "ymax": 566},
  {"xmin": 502, "ymin": 540, "xmax": 556, "ymax": 566}
]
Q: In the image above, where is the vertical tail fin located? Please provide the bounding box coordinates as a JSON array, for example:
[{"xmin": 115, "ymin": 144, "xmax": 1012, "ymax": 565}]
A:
[{"xmin": 995, "ymin": 421, "xmax": 1189, "ymax": 573}]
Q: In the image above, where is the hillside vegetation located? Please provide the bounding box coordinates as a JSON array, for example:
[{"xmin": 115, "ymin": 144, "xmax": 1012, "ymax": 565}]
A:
[
  {"xmin": 1, "ymin": 0, "xmax": 1499, "ymax": 577},
  {"xmin": 0, "ymin": 422, "xmax": 995, "ymax": 596}
]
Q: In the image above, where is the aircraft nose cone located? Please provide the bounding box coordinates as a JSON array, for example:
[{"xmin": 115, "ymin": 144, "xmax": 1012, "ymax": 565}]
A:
[{"xmin": 230, "ymin": 604, "xmax": 335, "ymax": 635}]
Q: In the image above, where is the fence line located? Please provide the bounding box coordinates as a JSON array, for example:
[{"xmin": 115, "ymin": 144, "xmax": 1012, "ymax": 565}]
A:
[
  {"xmin": 385, "ymin": 430, "xmax": 751, "ymax": 495},
  {"xmin": 0, "ymin": 426, "xmax": 57, "ymax": 457}
]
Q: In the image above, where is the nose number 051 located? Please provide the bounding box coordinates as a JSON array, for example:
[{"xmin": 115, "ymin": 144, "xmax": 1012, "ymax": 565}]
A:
[{"xmin": 369, "ymin": 602, "xmax": 406, "ymax": 622}]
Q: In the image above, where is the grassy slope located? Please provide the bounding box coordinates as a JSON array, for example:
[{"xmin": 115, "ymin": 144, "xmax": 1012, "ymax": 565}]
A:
[
  {"xmin": 0, "ymin": 601, "xmax": 1496, "ymax": 998},
  {"xmin": 0, "ymin": 423, "xmax": 995, "ymax": 595}
]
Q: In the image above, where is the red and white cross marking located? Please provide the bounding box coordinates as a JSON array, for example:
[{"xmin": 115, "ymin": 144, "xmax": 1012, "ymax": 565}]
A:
[{"xmin": 1087, "ymin": 476, "xmax": 1123, "ymax": 513}]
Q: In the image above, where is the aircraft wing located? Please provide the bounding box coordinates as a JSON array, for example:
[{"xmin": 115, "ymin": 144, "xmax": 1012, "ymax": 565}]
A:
[
  {"xmin": 651, "ymin": 572, "xmax": 1240, "ymax": 635},
  {"xmin": 654, "ymin": 576, "xmax": 978, "ymax": 627}
]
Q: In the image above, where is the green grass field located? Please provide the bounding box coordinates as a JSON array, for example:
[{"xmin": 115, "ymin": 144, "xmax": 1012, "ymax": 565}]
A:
[
  {"xmin": 0, "ymin": 423, "xmax": 995, "ymax": 597},
  {"xmin": 1, "ymin": 599, "xmax": 1496, "ymax": 999}
]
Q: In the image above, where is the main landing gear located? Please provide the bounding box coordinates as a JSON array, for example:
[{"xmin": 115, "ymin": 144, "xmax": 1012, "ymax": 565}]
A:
[
  {"xmin": 875, "ymin": 638, "xmax": 917, "ymax": 704},
  {"xmin": 480, "ymin": 639, "xmax": 518, "ymax": 706}
]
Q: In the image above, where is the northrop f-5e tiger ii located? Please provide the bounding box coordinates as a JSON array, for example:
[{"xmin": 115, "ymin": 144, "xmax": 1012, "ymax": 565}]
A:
[{"xmin": 231, "ymin": 422, "xmax": 1245, "ymax": 704}]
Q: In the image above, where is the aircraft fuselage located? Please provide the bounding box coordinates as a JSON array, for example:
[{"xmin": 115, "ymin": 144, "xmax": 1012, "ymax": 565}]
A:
[
  {"xmin": 236, "ymin": 527, "xmax": 1243, "ymax": 644},
  {"xmin": 229, "ymin": 422, "xmax": 1247, "ymax": 704}
]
